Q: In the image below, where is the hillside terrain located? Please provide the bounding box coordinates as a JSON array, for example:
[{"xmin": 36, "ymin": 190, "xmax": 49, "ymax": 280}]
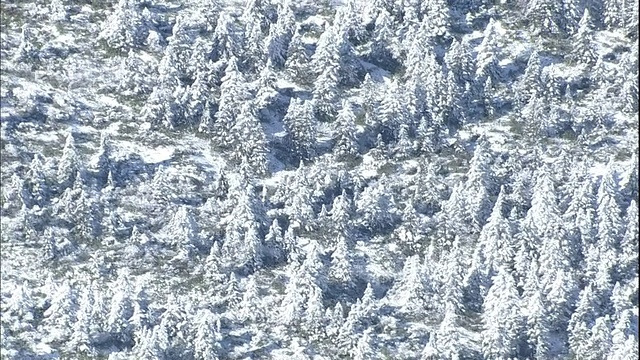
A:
[{"xmin": 0, "ymin": 0, "xmax": 638, "ymax": 359}]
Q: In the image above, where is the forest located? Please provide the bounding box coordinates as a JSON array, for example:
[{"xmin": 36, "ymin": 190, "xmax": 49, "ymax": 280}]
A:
[{"xmin": 0, "ymin": 0, "xmax": 638, "ymax": 359}]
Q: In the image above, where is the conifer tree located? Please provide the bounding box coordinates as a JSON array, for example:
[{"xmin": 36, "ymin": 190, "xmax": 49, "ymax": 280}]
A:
[
  {"xmin": 562, "ymin": 0, "xmax": 583, "ymax": 34},
  {"xmin": 619, "ymin": 200, "xmax": 639, "ymax": 282},
  {"xmin": 192, "ymin": 309, "xmax": 222, "ymax": 360},
  {"xmin": 603, "ymin": 0, "xmax": 623, "ymax": 29},
  {"xmin": 465, "ymin": 187, "xmax": 514, "ymax": 310},
  {"xmin": 68, "ymin": 287, "xmax": 94, "ymax": 355},
  {"xmin": 14, "ymin": 24, "xmax": 37, "ymax": 63},
  {"xmin": 385, "ymin": 255, "xmax": 431, "ymax": 316},
  {"xmin": 593, "ymin": 165, "xmax": 623, "ymax": 287},
  {"xmin": 475, "ymin": 19, "xmax": 501, "ymax": 85},
  {"xmin": 423, "ymin": 0, "xmax": 450, "ymax": 37},
  {"xmin": 330, "ymin": 233, "xmax": 355, "ymax": 286},
  {"xmin": 99, "ymin": 0, "xmax": 148, "ymax": 50},
  {"xmin": 371, "ymin": 10, "xmax": 399, "ymax": 67},
  {"xmin": 230, "ymin": 102, "xmax": 269, "ymax": 176},
  {"xmin": 378, "ymin": 79, "xmax": 409, "ymax": 142},
  {"xmin": 333, "ymin": 100, "xmax": 359, "ymax": 159},
  {"xmin": 583, "ymin": 316, "xmax": 613, "ymax": 360},
  {"xmin": 285, "ymin": 29, "xmax": 311, "ymax": 82},
  {"xmin": 522, "ymin": 259, "xmax": 552, "ymax": 359},
  {"xmin": 57, "ymin": 132, "xmax": 79, "ymax": 190},
  {"xmin": 107, "ymin": 272, "xmax": 135, "ymax": 346},
  {"xmin": 481, "ymin": 268, "xmax": 521, "ymax": 360},
  {"xmin": 517, "ymin": 49, "xmax": 543, "ymax": 106},
  {"xmin": 568, "ymin": 284, "xmax": 602, "ymax": 357},
  {"xmin": 165, "ymin": 205, "xmax": 199, "ymax": 259},
  {"xmin": 43, "ymin": 281, "xmax": 79, "ymax": 343},
  {"xmin": 282, "ymin": 99, "xmax": 318, "ymax": 163},
  {"xmin": 572, "ymin": 9, "xmax": 597, "ymax": 66},
  {"xmin": 526, "ymin": 0, "xmax": 563, "ymax": 35}
]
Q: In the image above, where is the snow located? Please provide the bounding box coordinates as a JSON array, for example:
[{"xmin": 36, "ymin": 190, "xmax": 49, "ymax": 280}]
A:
[
  {"xmin": 589, "ymin": 162, "xmax": 609, "ymax": 177},
  {"xmin": 139, "ymin": 146, "xmax": 174, "ymax": 164},
  {"xmin": 97, "ymin": 95, "xmax": 120, "ymax": 108},
  {"xmin": 0, "ymin": 1, "xmax": 636, "ymax": 359},
  {"xmin": 275, "ymin": 78, "xmax": 304, "ymax": 92}
]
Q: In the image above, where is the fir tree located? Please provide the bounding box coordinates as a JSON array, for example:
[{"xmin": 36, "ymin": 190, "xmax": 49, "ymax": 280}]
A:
[
  {"xmin": 481, "ymin": 268, "xmax": 521, "ymax": 360},
  {"xmin": 333, "ymin": 100, "xmax": 359, "ymax": 159},
  {"xmin": 98, "ymin": 0, "xmax": 148, "ymax": 50},
  {"xmin": 282, "ymin": 99, "xmax": 318, "ymax": 163},
  {"xmin": 572, "ymin": 9, "xmax": 597, "ymax": 66}
]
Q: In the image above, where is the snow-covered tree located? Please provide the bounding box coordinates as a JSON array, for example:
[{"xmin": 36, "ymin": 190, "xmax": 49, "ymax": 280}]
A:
[
  {"xmin": 571, "ymin": 9, "xmax": 597, "ymax": 66},
  {"xmin": 526, "ymin": 0, "xmax": 563, "ymax": 35},
  {"xmin": 98, "ymin": 0, "xmax": 148, "ymax": 49},
  {"xmin": 475, "ymin": 19, "xmax": 502, "ymax": 85},
  {"xmin": 14, "ymin": 24, "xmax": 37, "ymax": 62},
  {"xmin": 481, "ymin": 268, "xmax": 521, "ymax": 360},
  {"xmin": 282, "ymin": 98, "xmax": 318, "ymax": 163},
  {"xmin": 192, "ymin": 309, "xmax": 222, "ymax": 360},
  {"xmin": 57, "ymin": 131, "xmax": 79, "ymax": 190},
  {"xmin": 330, "ymin": 233, "xmax": 356, "ymax": 286},
  {"xmin": 333, "ymin": 100, "xmax": 359, "ymax": 159},
  {"xmin": 385, "ymin": 255, "xmax": 431, "ymax": 316},
  {"xmin": 164, "ymin": 205, "xmax": 199, "ymax": 258}
]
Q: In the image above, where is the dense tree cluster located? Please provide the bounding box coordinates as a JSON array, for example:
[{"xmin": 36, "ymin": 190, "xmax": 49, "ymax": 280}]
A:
[{"xmin": 0, "ymin": 0, "xmax": 637, "ymax": 359}]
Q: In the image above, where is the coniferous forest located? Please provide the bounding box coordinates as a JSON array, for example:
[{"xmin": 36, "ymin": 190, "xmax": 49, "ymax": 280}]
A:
[{"xmin": 0, "ymin": 0, "xmax": 638, "ymax": 359}]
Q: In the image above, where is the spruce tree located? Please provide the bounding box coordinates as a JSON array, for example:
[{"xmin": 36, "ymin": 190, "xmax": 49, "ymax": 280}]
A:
[{"xmin": 572, "ymin": 9, "xmax": 597, "ymax": 66}]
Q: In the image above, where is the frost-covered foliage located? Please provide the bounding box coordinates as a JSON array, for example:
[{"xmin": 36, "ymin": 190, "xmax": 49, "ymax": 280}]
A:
[{"xmin": 0, "ymin": 0, "xmax": 637, "ymax": 359}]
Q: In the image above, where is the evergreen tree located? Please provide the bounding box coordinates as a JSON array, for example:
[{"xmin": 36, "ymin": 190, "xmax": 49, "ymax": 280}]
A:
[
  {"xmin": 526, "ymin": 0, "xmax": 563, "ymax": 35},
  {"xmin": 14, "ymin": 24, "xmax": 37, "ymax": 63},
  {"xmin": 330, "ymin": 233, "xmax": 356, "ymax": 286},
  {"xmin": 378, "ymin": 79, "xmax": 409, "ymax": 142},
  {"xmin": 572, "ymin": 9, "xmax": 597, "ymax": 66},
  {"xmin": 568, "ymin": 284, "xmax": 602, "ymax": 357},
  {"xmin": 546, "ymin": 268, "xmax": 579, "ymax": 335},
  {"xmin": 57, "ymin": 132, "xmax": 80, "ymax": 190},
  {"xmin": 619, "ymin": 200, "xmax": 639, "ymax": 282},
  {"xmin": 385, "ymin": 255, "xmax": 431, "ymax": 316},
  {"xmin": 481, "ymin": 268, "xmax": 521, "ymax": 360},
  {"xmin": 165, "ymin": 205, "xmax": 199, "ymax": 259},
  {"xmin": 107, "ymin": 271, "xmax": 135, "ymax": 347},
  {"xmin": 423, "ymin": 302, "xmax": 463, "ymax": 360},
  {"xmin": 603, "ymin": 0, "xmax": 623, "ymax": 29},
  {"xmin": 440, "ymin": 236, "xmax": 466, "ymax": 315},
  {"xmin": 462, "ymin": 140, "xmax": 495, "ymax": 230},
  {"xmin": 522, "ymin": 259, "xmax": 552, "ymax": 359},
  {"xmin": 351, "ymin": 329, "xmax": 375, "ymax": 360},
  {"xmin": 222, "ymin": 184, "xmax": 266, "ymax": 271},
  {"xmin": 68, "ymin": 287, "xmax": 94, "ymax": 355},
  {"xmin": 562, "ymin": 0, "xmax": 583, "ymax": 34},
  {"xmin": 609, "ymin": 308, "xmax": 638, "ymax": 360},
  {"xmin": 98, "ymin": 0, "xmax": 148, "ymax": 49},
  {"xmin": 355, "ymin": 177, "xmax": 398, "ymax": 232},
  {"xmin": 192, "ymin": 309, "xmax": 222, "ymax": 360},
  {"xmin": 333, "ymin": 100, "xmax": 359, "ymax": 159},
  {"xmin": 43, "ymin": 280, "xmax": 78, "ymax": 343},
  {"xmin": 282, "ymin": 99, "xmax": 318, "ymax": 163},
  {"xmin": 285, "ymin": 29, "xmax": 312, "ymax": 82},
  {"xmin": 517, "ymin": 49, "xmax": 543, "ymax": 106},
  {"xmin": 265, "ymin": 0, "xmax": 295, "ymax": 69},
  {"xmin": 475, "ymin": 19, "xmax": 502, "ymax": 85},
  {"xmin": 465, "ymin": 187, "xmax": 514, "ymax": 310},
  {"xmin": 423, "ymin": 0, "xmax": 450, "ymax": 37},
  {"xmin": 213, "ymin": 58, "xmax": 250, "ymax": 147},
  {"xmin": 230, "ymin": 102, "xmax": 269, "ymax": 176},
  {"xmin": 583, "ymin": 316, "xmax": 613, "ymax": 360},
  {"xmin": 593, "ymin": 165, "xmax": 623, "ymax": 287},
  {"xmin": 371, "ymin": 10, "xmax": 399, "ymax": 67}
]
